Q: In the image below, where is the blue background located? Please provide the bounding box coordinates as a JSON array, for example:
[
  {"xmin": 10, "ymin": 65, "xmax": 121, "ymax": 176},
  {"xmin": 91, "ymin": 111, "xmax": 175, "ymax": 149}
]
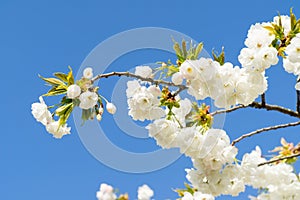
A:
[{"xmin": 1, "ymin": 0, "xmax": 300, "ymax": 199}]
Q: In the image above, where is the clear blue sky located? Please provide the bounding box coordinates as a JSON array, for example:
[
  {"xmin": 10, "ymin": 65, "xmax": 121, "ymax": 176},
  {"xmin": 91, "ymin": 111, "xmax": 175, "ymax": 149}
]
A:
[{"xmin": 1, "ymin": 0, "xmax": 300, "ymax": 199}]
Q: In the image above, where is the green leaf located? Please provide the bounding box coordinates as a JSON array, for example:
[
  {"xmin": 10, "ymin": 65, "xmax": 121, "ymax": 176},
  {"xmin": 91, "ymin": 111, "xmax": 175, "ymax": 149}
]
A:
[
  {"xmin": 290, "ymin": 8, "xmax": 297, "ymax": 30},
  {"xmin": 194, "ymin": 42, "xmax": 203, "ymax": 59},
  {"xmin": 43, "ymin": 89, "xmax": 67, "ymax": 96},
  {"xmin": 182, "ymin": 40, "xmax": 187, "ymax": 58},
  {"xmin": 67, "ymin": 66, "xmax": 74, "ymax": 85},
  {"xmin": 212, "ymin": 47, "xmax": 225, "ymax": 65},
  {"xmin": 81, "ymin": 109, "xmax": 93, "ymax": 124},
  {"xmin": 54, "ymin": 72, "xmax": 68, "ymax": 83},
  {"xmin": 39, "ymin": 75, "xmax": 65, "ymax": 86},
  {"xmin": 55, "ymin": 103, "xmax": 74, "ymax": 126},
  {"xmin": 56, "ymin": 103, "xmax": 72, "ymax": 116},
  {"xmin": 173, "ymin": 42, "xmax": 183, "ymax": 58}
]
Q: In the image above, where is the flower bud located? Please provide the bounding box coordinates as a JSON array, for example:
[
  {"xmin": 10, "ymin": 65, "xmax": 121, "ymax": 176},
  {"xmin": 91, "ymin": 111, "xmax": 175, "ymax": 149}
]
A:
[
  {"xmin": 96, "ymin": 114, "xmax": 102, "ymax": 121},
  {"xmin": 67, "ymin": 84, "xmax": 81, "ymax": 99},
  {"xmin": 98, "ymin": 106, "xmax": 104, "ymax": 115},
  {"xmin": 171, "ymin": 72, "xmax": 183, "ymax": 85},
  {"xmin": 106, "ymin": 102, "xmax": 117, "ymax": 114},
  {"xmin": 83, "ymin": 67, "xmax": 93, "ymax": 79},
  {"xmin": 135, "ymin": 66, "xmax": 152, "ymax": 78}
]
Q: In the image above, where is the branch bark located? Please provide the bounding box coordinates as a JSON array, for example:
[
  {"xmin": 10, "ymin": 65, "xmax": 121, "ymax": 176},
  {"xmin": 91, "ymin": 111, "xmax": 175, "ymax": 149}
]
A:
[
  {"xmin": 93, "ymin": 72, "xmax": 300, "ymax": 119},
  {"xmin": 231, "ymin": 120, "xmax": 300, "ymax": 146},
  {"xmin": 211, "ymin": 102, "xmax": 300, "ymax": 118},
  {"xmin": 297, "ymin": 90, "xmax": 300, "ymax": 113},
  {"xmin": 258, "ymin": 152, "xmax": 300, "ymax": 167},
  {"xmin": 91, "ymin": 71, "xmax": 187, "ymax": 93}
]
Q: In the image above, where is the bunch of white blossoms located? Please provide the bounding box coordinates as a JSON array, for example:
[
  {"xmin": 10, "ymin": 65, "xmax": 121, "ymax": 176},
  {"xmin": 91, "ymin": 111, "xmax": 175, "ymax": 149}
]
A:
[
  {"xmin": 31, "ymin": 67, "xmax": 116, "ymax": 138},
  {"xmin": 283, "ymin": 34, "xmax": 300, "ymax": 90},
  {"xmin": 184, "ymin": 130, "xmax": 242, "ymax": 197},
  {"xmin": 182, "ymin": 191, "xmax": 215, "ymax": 200},
  {"xmin": 31, "ymin": 96, "xmax": 71, "ymax": 138},
  {"xmin": 171, "ymin": 58, "xmax": 268, "ymax": 108},
  {"xmin": 126, "ymin": 67, "xmax": 165, "ymax": 121},
  {"xmin": 96, "ymin": 183, "xmax": 154, "ymax": 200},
  {"xmin": 238, "ymin": 22, "xmax": 279, "ymax": 72},
  {"xmin": 242, "ymin": 147, "xmax": 300, "ymax": 199}
]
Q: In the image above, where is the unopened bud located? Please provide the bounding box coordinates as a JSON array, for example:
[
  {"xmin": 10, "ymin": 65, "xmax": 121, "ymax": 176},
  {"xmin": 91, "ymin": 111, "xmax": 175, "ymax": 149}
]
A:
[
  {"xmin": 106, "ymin": 102, "xmax": 117, "ymax": 114},
  {"xmin": 98, "ymin": 107, "xmax": 104, "ymax": 115},
  {"xmin": 96, "ymin": 114, "xmax": 102, "ymax": 121}
]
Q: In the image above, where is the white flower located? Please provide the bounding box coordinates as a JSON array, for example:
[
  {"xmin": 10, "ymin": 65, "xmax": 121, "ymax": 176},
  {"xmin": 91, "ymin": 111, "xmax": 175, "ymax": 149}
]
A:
[
  {"xmin": 285, "ymin": 35, "xmax": 300, "ymax": 63},
  {"xmin": 283, "ymin": 58, "xmax": 300, "ymax": 75},
  {"xmin": 171, "ymin": 98, "xmax": 192, "ymax": 127},
  {"xmin": 96, "ymin": 114, "xmax": 102, "ymax": 121},
  {"xmin": 171, "ymin": 72, "xmax": 183, "ymax": 85},
  {"xmin": 186, "ymin": 164, "xmax": 244, "ymax": 197},
  {"xmin": 296, "ymin": 82, "xmax": 300, "ymax": 90},
  {"xmin": 184, "ymin": 58, "xmax": 218, "ymax": 100},
  {"xmin": 147, "ymin": 119, "xmax": 180, "ymax": 149},
  {"xmin": 79, "ymin": 91, "xmax": 98, "ymax": 109},
  {"xmin": 106, "ymin": 102, "xmax": 116, "ymax": 114},
  {"xmin": 178, "ymin": 127, "xmax": 202, "ymax": 156},
  {"xmin": 238, "ymin": 47, "xmax": 278, "ymax": 72},
  {"xmin": 259, "ymin": 47, "xmax": 279, "ymax": 69},
  {"xmin": 182, "ymin": 191, "xmax": 215, "ymax": 200},
  {"xmin": 46, "ymin": 121, "xmax": 71, "ymax": 139},
  {"xmin": 83, "ymin": 67, "xmax": 93, "ymax": 79},
  {"xmin": 135, "ymin": 66, "xmax": 152, "ymax": 78},
  {"xmin": 67, "ymin": 84, "xmax": 81, "ymax": 99},
  {"xmin": 96, "ymin": 183, "xmax": 117, "ymax": 200},
  {"xmin": 31, "ymin": 96, "xmax": 52, "ymax": 125},
  {"xmin": 137, "ymin": 184, "xmax": 154, "ymax": 200},
  {"xmin": 244, "ymin": 23, "xmax": 274, "ymax": 49},
  {"xmin": 180, "ymin": 60, "xmax": 197, "ymax": 80},
  {"xmin": 126, "ymin": 80, "xmax": 165, "ymax": 121}
]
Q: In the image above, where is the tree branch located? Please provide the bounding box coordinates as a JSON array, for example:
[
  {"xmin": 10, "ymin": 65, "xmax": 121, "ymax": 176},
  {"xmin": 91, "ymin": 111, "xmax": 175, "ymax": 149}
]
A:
[
  {"xmin": 258, "ymin": 152, "xmax": 300, "ymax": 167},
  {"xmin": 297, "ymin": 90, "xmax": 300, "ymax": 113},
  {"xmin": 93, "ymin": 72, "xmax": 300, "ymax": 119},
  {"xmin": 211, "ymin": 104, "xmax": 247, "ymax": 116},
  {"xmin": 91, "ymin": 71, "xmax": 187, "ymax": 93},
  {"xmin": 211, "ymin": 102, "xmax": 300, "ymax": 118},
  {"xmin": 261, "ymin": 93, "xmax": 266, "ymax": 107},
  {"xmin": 231, "ymin": 120, "xmax": 300, "ymax": 146}
]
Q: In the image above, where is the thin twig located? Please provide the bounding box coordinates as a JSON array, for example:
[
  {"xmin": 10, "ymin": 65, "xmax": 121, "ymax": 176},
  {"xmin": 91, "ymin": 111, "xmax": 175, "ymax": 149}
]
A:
[
  {"xmin": 249, "ymin": 102, "xmax": 300, "ymax": 118},
  {"xmin": 93, "ymin": 72, "xmax": 300, "ymax": 119},
  {"xmin": 211, "ymin": 104, "xmax": 248, "ymax": 116},
  {"xmin": 261, "ymin": 93, "xmax": 266, "ymax": 107},
  {"xmin": 231, "ymin": 120, "xmax": 300, "ymax": 146},
  {"xmin": 91, "ymin": 71, "xmax": 187, "ymax": 94},
  {"xmin": 211, "ymin": 102, "xmax": 300, "ymax": 118},
  {"xmin": 258, "ymin": 152, "xmax": 300, "ymax": 167},
  {"xmin": 297, "ymin": 90, "xmax": 300, "ymax": 113}
]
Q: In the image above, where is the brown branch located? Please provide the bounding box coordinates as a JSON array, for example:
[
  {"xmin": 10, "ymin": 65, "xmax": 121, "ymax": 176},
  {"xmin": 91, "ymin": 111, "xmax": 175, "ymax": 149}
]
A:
[
  {"xmin": 258, "ymin": 152, "xmax": 300, "ymax": 167},
  {"xmin": 231, "ymin": 120, "xmax": 300, "ymax": 146},
  {"xmin": 211, "ymin": 104, "xmax": 248, "ymax": 116},
  {"xmin": 297, "ymin": 90, "xmax": 300, "ymax": 113},
  {"xmin": 261, "ymin": 93, "xmax": 266, "ymax": 107},
  {"xmin": 211, "ymin": 102, "xmax": 300, "ymax": 118},
  {"xmin": 91, "ymin": 71, "xmax": 187, "ymax": 93},
  {"xmin": 249, "ymin": 102, "xmax": 300, "ymax": 118},
  {"xmin": 93, "ymin": 72, "xmax": 300, "ymax": 119}
]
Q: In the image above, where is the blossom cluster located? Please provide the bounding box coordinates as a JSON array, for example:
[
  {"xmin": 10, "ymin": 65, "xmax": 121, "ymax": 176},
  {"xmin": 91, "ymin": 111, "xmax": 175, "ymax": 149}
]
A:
[
  {"xmin": 31, "ymin": 96, "xmax": 71, "ymax": 138},
  {"xmin": 31, "ymin": 10, "xmax": 300, "ymax": 200},
  {"xmin": 284, "ymin": 34, "xmax": 300, "ymax": 90},
  {"xmin": 173, "ymin": 59, "xmax": 268, "ymax": 108},
  {"xmin": 123, "ymin": 12, "xmax": 300, "ymax": 199},
  {"xmin": 96, "ymin": 183, "xmax": 154, "ymax": 200},
  {"xmin": 31, "ymin": 67, "xmax": 116, "ymax": 138}
]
